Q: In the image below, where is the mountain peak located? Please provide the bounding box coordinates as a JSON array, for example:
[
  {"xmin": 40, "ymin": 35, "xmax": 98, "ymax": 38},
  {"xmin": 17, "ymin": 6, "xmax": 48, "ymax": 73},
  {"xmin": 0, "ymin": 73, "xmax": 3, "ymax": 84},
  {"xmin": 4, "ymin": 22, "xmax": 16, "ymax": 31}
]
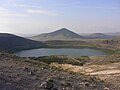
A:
[
  {"xmin": 53, "ymin": 28, "xmax": 71, "ymax": 33},
  {"xmin": 59, "ymin": 28, "xmax": 69, "ymax": 31}
]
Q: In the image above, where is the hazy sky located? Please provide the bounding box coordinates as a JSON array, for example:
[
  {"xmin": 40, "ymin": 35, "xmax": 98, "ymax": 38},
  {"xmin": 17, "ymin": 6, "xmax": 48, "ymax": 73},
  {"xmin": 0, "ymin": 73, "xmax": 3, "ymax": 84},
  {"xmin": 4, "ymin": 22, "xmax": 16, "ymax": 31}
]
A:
[{"xmin": 0, "ymin": 0, "xmax": 120, "ymax": 35}]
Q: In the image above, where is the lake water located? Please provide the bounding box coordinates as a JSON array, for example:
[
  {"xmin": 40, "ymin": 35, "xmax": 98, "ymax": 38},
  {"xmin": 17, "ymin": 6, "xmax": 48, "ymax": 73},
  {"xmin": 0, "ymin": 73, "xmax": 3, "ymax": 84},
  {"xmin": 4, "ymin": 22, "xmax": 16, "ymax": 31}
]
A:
[{"xmin": 15, "ymin": 48, "xmax": 109, "ymax": 57}]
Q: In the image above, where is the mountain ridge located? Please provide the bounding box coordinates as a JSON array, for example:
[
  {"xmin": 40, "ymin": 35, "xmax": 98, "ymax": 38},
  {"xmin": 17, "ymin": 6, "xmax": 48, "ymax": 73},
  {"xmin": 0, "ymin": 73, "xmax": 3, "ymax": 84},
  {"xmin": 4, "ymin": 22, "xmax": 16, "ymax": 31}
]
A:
[
  {"xmin": 0, "ymin": 33, "xmax": 47, "ymax": 52},
  {"xmin": 30, "ymin": 28, "xmax": 114, "ymax": 41}
]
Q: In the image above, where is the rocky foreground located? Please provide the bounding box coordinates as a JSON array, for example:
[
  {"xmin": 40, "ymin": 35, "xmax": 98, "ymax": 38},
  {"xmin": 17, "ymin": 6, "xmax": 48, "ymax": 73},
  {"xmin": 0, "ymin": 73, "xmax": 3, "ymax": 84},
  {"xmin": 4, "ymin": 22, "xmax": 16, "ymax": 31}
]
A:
[{"xmin": 0, "ymin": 51, "xmax": 119, "ymax": 90}]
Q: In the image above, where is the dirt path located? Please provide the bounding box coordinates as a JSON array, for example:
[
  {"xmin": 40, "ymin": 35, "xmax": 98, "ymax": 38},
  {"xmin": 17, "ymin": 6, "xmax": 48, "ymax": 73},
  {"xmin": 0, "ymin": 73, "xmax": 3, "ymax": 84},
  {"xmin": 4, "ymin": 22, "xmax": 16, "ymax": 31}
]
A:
[{"xmin": 90, "ymin": 70, "xmax": 120, "ymax": 75}]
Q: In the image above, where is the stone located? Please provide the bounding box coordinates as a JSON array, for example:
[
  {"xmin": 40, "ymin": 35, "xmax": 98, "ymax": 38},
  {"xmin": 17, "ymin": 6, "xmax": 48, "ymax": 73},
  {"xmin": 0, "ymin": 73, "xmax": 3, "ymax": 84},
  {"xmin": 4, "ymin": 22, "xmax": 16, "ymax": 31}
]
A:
[
  {"xmin": 40, "ymin": 80, "xmax": 54, "ymax": 89},
  {"xmin": 104, "ymin": 87, "xmax": 110, "ymax": 90}
]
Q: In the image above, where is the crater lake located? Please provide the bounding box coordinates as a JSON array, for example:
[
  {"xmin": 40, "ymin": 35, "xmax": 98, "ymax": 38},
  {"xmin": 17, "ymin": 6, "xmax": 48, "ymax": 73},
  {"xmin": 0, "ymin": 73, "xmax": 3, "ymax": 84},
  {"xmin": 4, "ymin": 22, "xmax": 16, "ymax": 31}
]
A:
[{"xmin": 15, "ymin": 48, "xmax": 109, "ymax": 57}]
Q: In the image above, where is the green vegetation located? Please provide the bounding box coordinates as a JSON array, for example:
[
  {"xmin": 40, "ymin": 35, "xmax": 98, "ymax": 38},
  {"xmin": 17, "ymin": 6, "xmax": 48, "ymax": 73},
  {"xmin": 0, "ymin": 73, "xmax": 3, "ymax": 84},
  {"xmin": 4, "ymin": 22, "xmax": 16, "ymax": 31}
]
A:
[
  {"xmin": 89, "ymin": 52, "xmax": 120, "ymax": 65},
  {"xmin": 29, "ymin": 55, "xmax": 89, "ymax": 66},
  {"xmin": 45, "ymin": 40, "xmax": 100, "ymax": 49}
]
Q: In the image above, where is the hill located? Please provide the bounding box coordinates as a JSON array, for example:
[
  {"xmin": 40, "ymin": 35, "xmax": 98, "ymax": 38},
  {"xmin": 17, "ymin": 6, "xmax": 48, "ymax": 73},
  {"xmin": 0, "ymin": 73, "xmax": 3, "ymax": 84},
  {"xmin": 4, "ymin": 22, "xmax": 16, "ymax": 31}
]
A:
[
  {"xmin": 30, "ymin": 29, "xmax": 114, "ymax": 41},
  {"xmin": 107, "ymin": 32, "xmax": 120, "ymax": 36},
  {"xmin": 30, "ymin": 28, "xmax": 84, "ymax": 41},
  {"xmin": 84, "ymin": 33, "xmax": 112, "ymax": 39},
  {"xmin": 0, "ymin": 33, "xmax": 47, "ymax": 52}
]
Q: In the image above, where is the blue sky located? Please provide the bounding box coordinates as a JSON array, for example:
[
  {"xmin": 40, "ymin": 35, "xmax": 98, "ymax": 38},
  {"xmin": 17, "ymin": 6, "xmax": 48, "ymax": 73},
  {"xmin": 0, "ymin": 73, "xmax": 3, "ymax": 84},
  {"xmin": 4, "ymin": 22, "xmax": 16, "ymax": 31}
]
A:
[{"xmin": 0, "ymin": 0, "xmax": 120, "ymax": 35}]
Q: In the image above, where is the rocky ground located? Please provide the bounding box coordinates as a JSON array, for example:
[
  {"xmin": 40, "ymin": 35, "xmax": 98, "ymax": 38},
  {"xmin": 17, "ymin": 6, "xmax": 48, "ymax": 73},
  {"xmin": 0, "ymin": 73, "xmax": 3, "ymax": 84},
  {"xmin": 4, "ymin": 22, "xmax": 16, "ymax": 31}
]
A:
[
  {"xmin": 50, "ymin": 55, "xmax": 120, "ymax": 89},
  {"xmin": 0, "ymin": 51, "xmax": 118, "ymax": 90}
]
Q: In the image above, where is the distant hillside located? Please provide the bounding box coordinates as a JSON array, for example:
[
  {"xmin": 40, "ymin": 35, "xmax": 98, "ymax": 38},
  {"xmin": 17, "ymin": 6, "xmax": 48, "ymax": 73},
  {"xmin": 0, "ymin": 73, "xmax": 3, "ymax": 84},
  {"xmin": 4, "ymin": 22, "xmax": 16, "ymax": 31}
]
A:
[
  {"xmin": 30, "ymin": 28, "xmax": 114, "ymax": 41},
  {"xmin": 30, "ymin": 28, "xmax": 84, "ymax": 41},
  {"xmin": 85, "ymin": 33, "xmax": 112, "ymax": 39},
  {"xmin": 44, "ymin": 40, "xmax": 90, "ymax": 48},
  {"xmin": 0, "ymin": 33, "xmax": 47, "ymax": 52},
  {"xmin": 107, "ymin": 32, "xmax": 120, "ymax": 36}
]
